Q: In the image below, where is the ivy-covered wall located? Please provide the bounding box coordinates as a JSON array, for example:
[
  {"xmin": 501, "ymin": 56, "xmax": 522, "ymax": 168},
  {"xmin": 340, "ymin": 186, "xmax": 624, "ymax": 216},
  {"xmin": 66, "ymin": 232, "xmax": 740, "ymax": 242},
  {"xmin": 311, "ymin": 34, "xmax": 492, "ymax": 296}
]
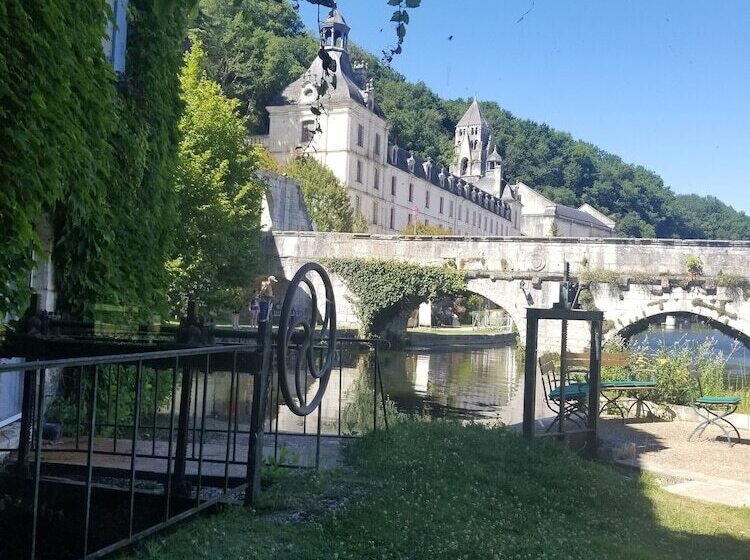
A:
[
  {"xmin": 322, "ymin": 258, "xmax": 467, "ymax": 337},
  {"xmin": 1, "ymin": 0, "xmax": 193, "ymax": 321}
]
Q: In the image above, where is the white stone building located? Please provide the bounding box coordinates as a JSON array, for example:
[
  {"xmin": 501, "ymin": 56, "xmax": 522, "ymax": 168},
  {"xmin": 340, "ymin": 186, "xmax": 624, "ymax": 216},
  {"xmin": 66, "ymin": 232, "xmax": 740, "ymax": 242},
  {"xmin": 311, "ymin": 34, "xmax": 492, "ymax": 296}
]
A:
[{"xmin": 254, "ymin": 7, "xmax": 613, "ymax": 238}]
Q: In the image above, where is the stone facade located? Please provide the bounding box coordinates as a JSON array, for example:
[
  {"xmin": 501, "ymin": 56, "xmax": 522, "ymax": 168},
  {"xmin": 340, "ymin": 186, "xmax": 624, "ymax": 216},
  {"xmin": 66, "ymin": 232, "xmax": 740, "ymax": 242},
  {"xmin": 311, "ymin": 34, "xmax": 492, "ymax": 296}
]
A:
[
  {"xmin": 259, "ymin": 170, "xmax": 314, "ymax": 232},
  {"xmin": 254, "ymin": 7, "xmax": 616, "ymax": 238},
  {"xmin": 264, "ymin": 232, "xmax": 750, "ymax": 351},
  {"xmin": 517, "ymin": 183, "xmax": 615, "ymax": 237},
  {"xmin": 258, "ymin": 8, "xmax": 522, "ymax": 237}
]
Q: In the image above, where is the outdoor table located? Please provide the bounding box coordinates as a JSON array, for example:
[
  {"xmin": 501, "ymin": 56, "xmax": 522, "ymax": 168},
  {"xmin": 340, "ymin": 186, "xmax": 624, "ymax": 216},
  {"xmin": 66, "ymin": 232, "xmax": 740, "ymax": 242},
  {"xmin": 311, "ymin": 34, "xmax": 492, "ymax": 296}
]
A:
[{"xmin": 599, "ymin": 380, "xmax": 657, "ymax": 420}]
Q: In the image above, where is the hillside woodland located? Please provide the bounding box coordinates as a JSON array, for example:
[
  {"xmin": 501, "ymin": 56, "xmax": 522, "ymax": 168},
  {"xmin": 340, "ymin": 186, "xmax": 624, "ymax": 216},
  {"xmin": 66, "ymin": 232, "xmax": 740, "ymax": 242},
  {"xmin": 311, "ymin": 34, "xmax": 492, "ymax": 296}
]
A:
[{"xmin": 193, "ymin": 0, "xmax": 750, "ymax": 240}]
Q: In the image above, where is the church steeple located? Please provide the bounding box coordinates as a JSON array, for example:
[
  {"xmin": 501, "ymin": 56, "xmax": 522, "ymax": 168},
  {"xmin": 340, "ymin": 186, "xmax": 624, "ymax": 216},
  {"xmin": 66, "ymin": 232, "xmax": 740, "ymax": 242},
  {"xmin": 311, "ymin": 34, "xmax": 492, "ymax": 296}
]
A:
[
  {"xmin": 320, "ymin": 6, "xmax": 350, "ymax": 52},
  {"xmin": 451, "ymin": 98, "xmax": 491, "ymax": 180}
]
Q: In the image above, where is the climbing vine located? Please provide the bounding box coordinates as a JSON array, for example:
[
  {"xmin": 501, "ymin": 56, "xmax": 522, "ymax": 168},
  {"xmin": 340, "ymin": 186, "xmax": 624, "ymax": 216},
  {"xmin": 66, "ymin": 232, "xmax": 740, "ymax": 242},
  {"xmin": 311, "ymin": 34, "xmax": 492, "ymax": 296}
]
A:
[
  {"xmin": 323, "ymin": 257, "xmax": 466, "ymax": 336},
  {"xmin": 1, "ymin": 1, "xmax": 193, "ymax": 321}
]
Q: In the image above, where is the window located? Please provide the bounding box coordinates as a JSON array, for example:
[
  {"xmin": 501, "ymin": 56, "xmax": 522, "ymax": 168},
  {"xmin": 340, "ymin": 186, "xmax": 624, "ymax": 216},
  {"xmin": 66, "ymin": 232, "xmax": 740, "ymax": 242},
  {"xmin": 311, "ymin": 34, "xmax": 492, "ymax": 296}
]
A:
[
  {"xmin": 439, "ymin": 196, "xmax": 444, "ymax": 214},
  {"xmin": 373, "ymin": 167, "xmax": 379, "ymax": 189},
  {"xmin": 466, "ymin": 208, "xmax": 469, "ymax": 223},
  {"xmin": 425, "ymin": 190, "xmax": 430, "ymax": 209},
  {"xmin": 372, "ymin": 201, "xmax": 379, "ymax": 225},
  {"xmin": 356, "ymin": 160, "xmax": 363, "ymax": 183},
  {"xmin": 425, "ymin": 219, "xmax": 429, "ymax": 226},
  {"xmin": 300, "ymin": 119, "xmax": 315, "ymax": 143},
  {"xmin": 374, "ymin": 133, "xmax": 381, "ymax": 155},
  {"xmin": 357, "ymin": 124, "xmax": 364, "ymax": 147},
  {"xmin": 408, "ymin": 183, "xmax": 414, "ymax": 202},
  {"xmin": 484, "ymin": 216, "xmax": 487, "ymax": 231},
  {"xmin": 355, "ymin": 195, "xmax": 361, "ymax": 213},
  {"xmin": 407, "ymin": 213, "xmax": 412, "ymax": 225},
  {"xmin": 449, "ymin": 200, "xmax": 454, "ymax": 218},
  {"xmin": 391, "ymin": 176, "xmax": 397, "ymax": 196},
  {"xmin": 472, "ymin": 211, "xmax": 476, "ymax": 226},
  {"xmin": 390, "ymin": 207, "xmax": 395, "ymax": 229}
]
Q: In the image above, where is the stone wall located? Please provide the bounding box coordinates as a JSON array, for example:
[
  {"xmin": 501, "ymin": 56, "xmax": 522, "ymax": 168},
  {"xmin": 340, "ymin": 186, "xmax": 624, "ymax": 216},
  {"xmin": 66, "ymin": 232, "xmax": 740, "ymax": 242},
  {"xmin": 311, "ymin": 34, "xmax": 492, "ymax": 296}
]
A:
[
  {"xmin": 258, "ymin": 170, "xmax": 314, "ymax": 232},
  {"xmin": 263, "ymin": 232, "xmax": 750, "ymax": 351}
]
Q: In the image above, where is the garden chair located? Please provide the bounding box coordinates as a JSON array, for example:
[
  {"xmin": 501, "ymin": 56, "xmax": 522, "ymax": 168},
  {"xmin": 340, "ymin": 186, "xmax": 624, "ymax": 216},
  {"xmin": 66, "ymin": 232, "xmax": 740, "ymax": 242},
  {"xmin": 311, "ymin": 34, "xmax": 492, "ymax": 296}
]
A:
[
  {"xmin": 687, "ymin": 370, "xmax": 742, "ymax": 447},
  {"xmin": 539, "ymin": 357, "xmax": 588, "ymax": 432}
]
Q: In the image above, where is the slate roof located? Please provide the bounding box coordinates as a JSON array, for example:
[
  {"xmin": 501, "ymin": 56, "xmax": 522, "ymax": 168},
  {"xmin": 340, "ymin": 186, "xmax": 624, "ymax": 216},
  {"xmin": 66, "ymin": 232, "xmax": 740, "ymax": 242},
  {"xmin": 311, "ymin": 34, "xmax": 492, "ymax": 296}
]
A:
[
  {"xmin": 457, "ymin": 98, "xmax": 490, "ymax": 128},
  {"xmin": 323, "ymin": 8, "xmax": 349, "ymax": 28},
  {"xmin": 387, "ymin": 144, "xmax": 512, "ymax": 219},
  {"xmin": 269, "ymin": 50, "xmax": 385, "ymax": 118}
]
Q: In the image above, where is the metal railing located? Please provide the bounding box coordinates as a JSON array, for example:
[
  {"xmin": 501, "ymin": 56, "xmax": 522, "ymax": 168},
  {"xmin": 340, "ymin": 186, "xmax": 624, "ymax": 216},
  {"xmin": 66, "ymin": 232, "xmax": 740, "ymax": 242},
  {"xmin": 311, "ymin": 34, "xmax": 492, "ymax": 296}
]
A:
[{"xmin": 0, "ymin": 263, "xmax": 391, "ymax": 559}]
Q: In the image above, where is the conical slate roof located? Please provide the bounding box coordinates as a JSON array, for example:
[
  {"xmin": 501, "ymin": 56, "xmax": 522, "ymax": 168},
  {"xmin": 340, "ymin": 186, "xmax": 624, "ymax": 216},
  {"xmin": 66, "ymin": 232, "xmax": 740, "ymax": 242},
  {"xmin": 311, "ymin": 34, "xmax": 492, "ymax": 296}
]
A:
[
  {"xmin": 323, "ymin": 8, "xmax": 348, "ymax": 27},
  {"xmin": 457, "ymin": 98, "xmax": 489, "ymax": 127},
  {"xmin": 488, "ymin": 145, "xmax": 502, "ymax": 162}
]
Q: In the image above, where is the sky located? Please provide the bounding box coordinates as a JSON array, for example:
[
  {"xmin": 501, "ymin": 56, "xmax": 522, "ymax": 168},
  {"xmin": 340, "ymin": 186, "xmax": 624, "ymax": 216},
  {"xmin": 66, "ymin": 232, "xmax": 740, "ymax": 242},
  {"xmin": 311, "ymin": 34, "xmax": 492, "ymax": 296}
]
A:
[{"xmin": 299, "ymin": 0, "xmax": 750, "ymax": 214}]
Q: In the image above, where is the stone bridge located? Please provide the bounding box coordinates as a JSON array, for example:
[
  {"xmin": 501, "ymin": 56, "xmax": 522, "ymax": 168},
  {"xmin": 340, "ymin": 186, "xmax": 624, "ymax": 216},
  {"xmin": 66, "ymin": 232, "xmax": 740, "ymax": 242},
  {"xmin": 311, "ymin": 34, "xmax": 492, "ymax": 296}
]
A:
[{"xmin": 262, "ymin": 232, "xmax": 750, "ymax": 351}]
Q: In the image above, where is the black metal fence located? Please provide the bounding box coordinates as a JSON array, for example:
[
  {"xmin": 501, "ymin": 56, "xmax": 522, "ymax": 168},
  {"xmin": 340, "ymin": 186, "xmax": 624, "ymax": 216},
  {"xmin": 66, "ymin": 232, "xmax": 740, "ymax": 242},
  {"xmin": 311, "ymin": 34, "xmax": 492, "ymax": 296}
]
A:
[{"xmin": 0, "ymin": 263, "xmax": 391, "ymax": 559}]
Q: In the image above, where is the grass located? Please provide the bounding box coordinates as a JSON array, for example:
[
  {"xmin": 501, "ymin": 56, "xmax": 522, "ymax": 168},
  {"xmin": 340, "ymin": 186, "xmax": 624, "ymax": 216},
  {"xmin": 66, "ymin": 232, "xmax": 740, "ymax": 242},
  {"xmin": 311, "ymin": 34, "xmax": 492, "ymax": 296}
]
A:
[{"xmin": 124, "ymin": 422, "xmax": 750, "ymax": 560}]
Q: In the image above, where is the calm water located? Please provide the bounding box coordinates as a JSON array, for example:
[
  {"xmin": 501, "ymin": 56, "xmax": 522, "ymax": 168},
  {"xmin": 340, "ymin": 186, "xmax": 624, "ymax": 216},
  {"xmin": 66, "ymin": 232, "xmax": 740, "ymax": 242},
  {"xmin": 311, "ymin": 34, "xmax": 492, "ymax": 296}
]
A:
[
  {"xmin": 629, "ymin": 322, "xmax": 750, "ymax": 379},
  {"xmin": 378, "ymin": 346, "xmax": 520, "ymax": 422}
]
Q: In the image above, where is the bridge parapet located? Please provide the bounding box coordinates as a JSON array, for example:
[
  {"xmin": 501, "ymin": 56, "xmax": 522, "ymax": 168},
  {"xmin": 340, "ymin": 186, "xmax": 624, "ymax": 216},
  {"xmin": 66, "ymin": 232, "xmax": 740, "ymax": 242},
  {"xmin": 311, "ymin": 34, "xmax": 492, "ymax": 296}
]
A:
[{"xmin": 264, "ymin": 232, "xmax": 750, "ymax": 351}]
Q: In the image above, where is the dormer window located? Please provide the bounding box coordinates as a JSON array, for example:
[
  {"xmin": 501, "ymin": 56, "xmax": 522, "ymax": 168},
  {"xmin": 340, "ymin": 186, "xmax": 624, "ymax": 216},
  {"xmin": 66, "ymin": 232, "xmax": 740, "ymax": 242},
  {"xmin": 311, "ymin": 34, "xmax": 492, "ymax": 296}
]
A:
[{"xmin": 301, "ymin": 84, "xmax": 316, "ymax": 103}]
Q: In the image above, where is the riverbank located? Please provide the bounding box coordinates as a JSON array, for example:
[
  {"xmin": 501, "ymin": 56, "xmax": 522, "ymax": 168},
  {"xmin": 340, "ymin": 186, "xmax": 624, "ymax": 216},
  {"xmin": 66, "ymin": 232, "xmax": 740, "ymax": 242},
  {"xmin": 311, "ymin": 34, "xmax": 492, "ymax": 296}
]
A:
[
  {"xmin": 406, "ymin": 327, "xmax": 516, "ymax": 348},
  {"xmin": 126, "ymin": 422, "xmax": 750, "ymax": 559}
]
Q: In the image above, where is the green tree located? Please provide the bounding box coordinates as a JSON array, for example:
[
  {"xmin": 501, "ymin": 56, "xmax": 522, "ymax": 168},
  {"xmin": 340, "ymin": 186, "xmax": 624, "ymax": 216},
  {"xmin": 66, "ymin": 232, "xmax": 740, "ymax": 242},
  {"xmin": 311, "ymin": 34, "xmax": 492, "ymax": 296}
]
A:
[
  {"xmin": 192, "ymin": 0, "xmax": 317, "ymax": 132},
  {"xmin": 168, "ymin": 41, "xmax": 264, "ymax": 315},
  {"xmin": 283, "ymin": 156, "xmax": 356, "ymax": 232}
]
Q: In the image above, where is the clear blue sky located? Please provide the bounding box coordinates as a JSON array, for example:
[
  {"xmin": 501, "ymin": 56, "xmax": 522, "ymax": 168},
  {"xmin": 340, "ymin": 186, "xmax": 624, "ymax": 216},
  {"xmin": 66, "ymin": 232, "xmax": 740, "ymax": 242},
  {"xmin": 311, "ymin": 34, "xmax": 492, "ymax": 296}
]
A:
[{"xmin": 300, "ymin": 0, "xmax": 750, "ymax": 214}]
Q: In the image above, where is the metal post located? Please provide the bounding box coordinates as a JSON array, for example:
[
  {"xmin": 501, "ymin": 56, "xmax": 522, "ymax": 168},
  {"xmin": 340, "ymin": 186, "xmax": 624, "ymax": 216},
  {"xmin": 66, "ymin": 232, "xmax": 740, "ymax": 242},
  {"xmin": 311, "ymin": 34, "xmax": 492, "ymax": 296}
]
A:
[
  {"xmin": 15, "ymin": 368, "xmax": 37, "ymax": 475},
  {"xmin": 522, "ymin": 310, "xmax": 539, "ymax": 438},
  {"xmin": 30, "ymin": 369, "xmax": 45, "ymax": 560},
  {"xmin": 172, "ymin": 363, "xmax": 193, "ymax": 496},
  {"xmin": 558, "ymin": 319, "xmax": 568, "ymax": 434},
  {"xmin": 128, "ymin": 361, "xmax": 144, "ymax": 538},
  {"xmin": 164, "ymin": 357, "xmax": 179, "ymax": 521},
  {"xmin": 246, "ymin": 315, "xmax": 272, "ymax": 506},
  {"xmin": 586, "ymin": 319, "xmax": 603, "ymax": 456},
  {"xmin": 82, "ymin": 366, "xmax": 99, "ymax": 557}
]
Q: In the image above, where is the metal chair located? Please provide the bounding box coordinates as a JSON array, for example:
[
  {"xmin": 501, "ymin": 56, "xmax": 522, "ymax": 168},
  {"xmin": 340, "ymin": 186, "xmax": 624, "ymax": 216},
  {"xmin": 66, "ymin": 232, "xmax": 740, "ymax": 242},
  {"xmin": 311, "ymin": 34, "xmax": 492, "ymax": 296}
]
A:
[
  {"xmin": 539, "ymin": 357, "xmax": 588, "ymax": 432},
  {"xmin": 687, "ymin": 370, "xmax": 742, "ymax": 447}
]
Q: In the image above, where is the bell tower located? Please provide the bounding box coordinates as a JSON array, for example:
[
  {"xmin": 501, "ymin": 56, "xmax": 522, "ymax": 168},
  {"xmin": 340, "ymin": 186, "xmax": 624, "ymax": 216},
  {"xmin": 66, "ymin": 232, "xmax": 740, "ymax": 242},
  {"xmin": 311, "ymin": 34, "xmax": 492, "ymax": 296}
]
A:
[{"xmin": 451, "ymin": 98, "xmax": 491, "ymax": 181}]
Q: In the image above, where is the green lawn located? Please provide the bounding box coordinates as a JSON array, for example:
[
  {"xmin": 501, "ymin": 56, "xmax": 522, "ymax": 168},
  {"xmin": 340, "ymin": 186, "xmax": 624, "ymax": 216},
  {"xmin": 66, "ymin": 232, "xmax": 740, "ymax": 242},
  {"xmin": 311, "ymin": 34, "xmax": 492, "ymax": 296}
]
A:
[{"xmin": 125, "ymin": 422, "xmax": 750, "ymax": 560}]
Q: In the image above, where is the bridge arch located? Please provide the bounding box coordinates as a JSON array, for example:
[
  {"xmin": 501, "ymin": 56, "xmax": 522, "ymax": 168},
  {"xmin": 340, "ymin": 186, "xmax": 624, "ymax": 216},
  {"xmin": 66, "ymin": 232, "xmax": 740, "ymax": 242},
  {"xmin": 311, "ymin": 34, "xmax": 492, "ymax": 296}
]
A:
[{"xmin": 608, "ymin": 299, "xmax": 750, "ymax": 345}]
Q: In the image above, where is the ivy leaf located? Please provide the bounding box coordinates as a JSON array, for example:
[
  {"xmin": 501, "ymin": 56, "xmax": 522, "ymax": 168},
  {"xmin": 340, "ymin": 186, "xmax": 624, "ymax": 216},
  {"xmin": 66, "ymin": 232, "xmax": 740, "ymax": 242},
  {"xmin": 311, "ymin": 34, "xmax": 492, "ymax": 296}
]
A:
[
  {"xmin": 310, "ymin": 106, "xmax": 321, "ymax": 116},
  {"xmin": 405, "ymin": 0, "xmax": 421, "ymax": 7}
]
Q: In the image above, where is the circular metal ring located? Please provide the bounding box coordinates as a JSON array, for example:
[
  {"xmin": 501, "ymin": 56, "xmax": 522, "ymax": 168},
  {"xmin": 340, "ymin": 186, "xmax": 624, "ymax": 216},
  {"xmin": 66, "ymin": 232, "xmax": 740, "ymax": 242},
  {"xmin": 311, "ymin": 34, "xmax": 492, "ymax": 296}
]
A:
[{"xmin": 276, "ymin": 263, "xmax": 337, "ymax": 416}]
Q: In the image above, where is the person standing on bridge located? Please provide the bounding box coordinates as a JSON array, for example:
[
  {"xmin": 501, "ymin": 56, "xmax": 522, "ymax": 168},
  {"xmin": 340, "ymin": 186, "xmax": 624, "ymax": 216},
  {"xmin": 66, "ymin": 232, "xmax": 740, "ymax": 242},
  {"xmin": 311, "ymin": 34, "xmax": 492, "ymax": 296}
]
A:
[{"xmin": 258, "ymin": 276, "xmax": 277, "ymax": 324}]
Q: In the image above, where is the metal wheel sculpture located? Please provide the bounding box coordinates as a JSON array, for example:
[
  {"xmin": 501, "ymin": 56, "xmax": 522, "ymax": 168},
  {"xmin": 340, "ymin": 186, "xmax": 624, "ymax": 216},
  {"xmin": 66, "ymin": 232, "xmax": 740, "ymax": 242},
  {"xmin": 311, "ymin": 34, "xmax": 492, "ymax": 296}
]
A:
[{"xmin": 276, "ymin": 263, "xmax": 337, "ymax": 416}]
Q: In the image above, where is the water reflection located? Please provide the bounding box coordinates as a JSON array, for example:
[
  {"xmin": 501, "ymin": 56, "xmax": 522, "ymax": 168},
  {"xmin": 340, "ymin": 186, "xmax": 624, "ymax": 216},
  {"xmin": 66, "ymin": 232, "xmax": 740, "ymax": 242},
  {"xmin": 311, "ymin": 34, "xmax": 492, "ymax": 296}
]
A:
[{"xmin": 379, "ymin": 346, "xmax": 519, "ymax": 421}]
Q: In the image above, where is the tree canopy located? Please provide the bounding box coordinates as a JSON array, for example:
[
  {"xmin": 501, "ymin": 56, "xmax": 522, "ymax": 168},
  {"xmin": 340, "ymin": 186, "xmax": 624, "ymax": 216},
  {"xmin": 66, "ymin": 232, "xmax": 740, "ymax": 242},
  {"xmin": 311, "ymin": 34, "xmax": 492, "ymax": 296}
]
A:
[
  {"xmin": 168, "ymin": 41, "xmax": 264, "ymax": 315},
  {"xmin": 282, "ymin": 156, "xmax": 359, "ymax": 232}
]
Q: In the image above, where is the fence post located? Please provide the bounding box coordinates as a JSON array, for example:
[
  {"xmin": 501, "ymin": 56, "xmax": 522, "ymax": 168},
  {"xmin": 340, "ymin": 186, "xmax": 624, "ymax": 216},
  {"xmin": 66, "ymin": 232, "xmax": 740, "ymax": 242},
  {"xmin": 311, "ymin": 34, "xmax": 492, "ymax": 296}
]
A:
[{"xmin": 245, "ymin": 307, "xmax": 273, "ymax": 506}]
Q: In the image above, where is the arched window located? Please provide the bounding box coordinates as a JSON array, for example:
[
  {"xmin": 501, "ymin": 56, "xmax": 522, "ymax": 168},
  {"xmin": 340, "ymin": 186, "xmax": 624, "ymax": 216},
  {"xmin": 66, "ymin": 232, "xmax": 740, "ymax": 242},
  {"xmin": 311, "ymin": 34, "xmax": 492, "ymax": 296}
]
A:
[{"xmin": 460, "ymin": 158, "xmax": 468, "ymax": 176}]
